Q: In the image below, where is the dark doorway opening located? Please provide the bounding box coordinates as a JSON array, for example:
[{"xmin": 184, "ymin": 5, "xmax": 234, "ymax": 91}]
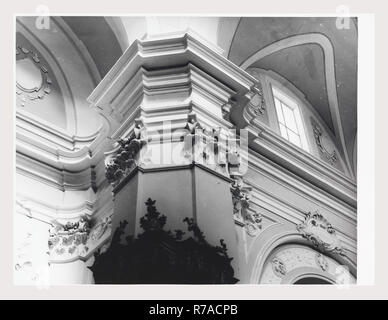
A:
[{"xmin": 294, "ymin": 277, "xmax": 333, "ymax": 285}]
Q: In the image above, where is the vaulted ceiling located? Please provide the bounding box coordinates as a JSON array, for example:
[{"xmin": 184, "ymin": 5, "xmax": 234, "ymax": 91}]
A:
[
  {"xmin": 226, "ymin": 17, "xmax": 358, "ymax": 168},
  {"xmin": 62, "ymin": 16, "xmax": 124, "ymax": 79}
]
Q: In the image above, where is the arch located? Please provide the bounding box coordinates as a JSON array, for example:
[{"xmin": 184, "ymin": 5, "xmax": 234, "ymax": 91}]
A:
[
  {"xmin": 248, "ymin": 223, "xmax": 304, "ymax": 283},
  {"xmin": 239, "ymin": 33, "xmax": 354, "ymax": 180},
  {"xmin": 247, "ymin": 223, "xmax": 356, "ymax": 284},
  {"xmin": 259, "ymin": 243, "xmax": 356, "ymax": 285}
]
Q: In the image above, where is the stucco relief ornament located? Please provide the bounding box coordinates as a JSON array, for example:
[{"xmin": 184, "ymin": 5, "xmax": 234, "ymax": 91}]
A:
[
  {"xmin": 16, "ymin": 45, "xmax": 52, "ymax": 107},
  {"xmin": 48, "ymin": 215, "xmax": 112, "ymax": 261},
  {"xmin": 182, "ymin": 113, "xmax": 231, "ymax": 175},
  {"xmin": 272, "ymin": 256, "xmax": 287, "ymax": 277},
  {"xmin": 183, "ymin": 113, "xmax": 204, "ymax": 158},
  {"xmin": 230, "ymin": 177, "xmax": 250, "ymax": 219},
  {"xmin": 89, "ymin": 216, "xmax": 112, "ymax": 241},
  {"xmin": 245, "ymin": 212, "xmax": 262, "ymax": 237},
  {"xmin": 248, "ymin": 85, "xmax": 266, "ymax": 116},
  {"xmin": 14, "ymin": 232, "xmax": 33, "ymax": 272},
  {"xmin": 48, "ymin": 217, "xmax": 91, "ymax": 259},
  {"xmin": 315, "ymin": 253, "xmax": 329, "ymax": 272},
  {"xmin": 230, "ymin": 177, "xmax": 262, "ymax": 236},
  {"xmin": 105, "ymin": 119, "xmax": 148, "ymax": 186},
  {"xmin": 246, "ymin": 69, "xmax": 266, "ymax": 116},
  {"xmin": 297, "ymin": 211, "xmax": 346, "ymax": 256},
  {"xmin": 311, "ymin": 120, "xmax": 337, "ymax": 165}
]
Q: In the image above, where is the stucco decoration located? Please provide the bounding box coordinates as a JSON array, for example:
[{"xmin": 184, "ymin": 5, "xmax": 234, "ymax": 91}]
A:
[
  {"xmin": 89, "ymin": 216, "xmax": 113, "ymax": 241},
  {"xmin": 48, "ymin": 215, "xmax": 112, "ymax": 261},
  {"xmin": 182, "ymin": 112, "xmax": 243, "ymax": 176},
  {"xmin": 315, "ymin": 253, "xmax": 329, "ymax": 271},
  {"xmin": 272, "ymin": 256, "xmax": 287, "ymax": 277},
  {"xmin": 297, "ymin": 211, "xmax": 346, "ymax": 256},
  {"xmin": 105, "ymin": 119, "xmax": 148, "ymax": 186},
  {"xmin": 259, "ymin": 245, "xmax": 356, "ymax": 284},
  {"xmin": 14, "ymin": 214, "xmax": 51, "ymax": 285},
  {"xmin": 14, "ymin": 231, "xmax": 35, "ymax": 277},
  {"xmin": 245, "ymin": 69, "xmax": 266, "ymax": 116},
  {"xmin": 48, "ymin": 217, "xmax": 90, "ymax": 258},
  {"xmin": 230, "ymin": 176, "xmax": 262, "ymax": 236},
  {"xmin": 16, "ymin": 45, "xmax": 52, "ymax": 106},
  {"xmin": 311, "ymin": 118, "xmax": 338, "ymax": 165}
]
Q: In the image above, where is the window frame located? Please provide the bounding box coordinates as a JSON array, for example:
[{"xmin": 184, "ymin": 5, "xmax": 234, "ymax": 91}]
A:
[{"xmin": 272, "ymin": 86, "xmax": 310, "ymax": 152}]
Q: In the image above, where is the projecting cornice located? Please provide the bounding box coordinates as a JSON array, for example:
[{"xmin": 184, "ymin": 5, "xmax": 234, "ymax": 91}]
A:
[
  {"xmin": 88, "ymin": 32, "xmax": 257, "ymax": 125},
  {"xmin": 246, "ymin": 121, "xmax": 357, "ymax": 208}
]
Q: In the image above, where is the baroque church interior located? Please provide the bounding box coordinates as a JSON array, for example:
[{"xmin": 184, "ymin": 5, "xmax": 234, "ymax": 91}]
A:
[{"xmin": 15, "ymin": 16, "xmax": 357, "ymax": 285}]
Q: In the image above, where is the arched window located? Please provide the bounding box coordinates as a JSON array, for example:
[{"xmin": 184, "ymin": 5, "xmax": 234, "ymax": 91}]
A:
[{"xmin": 272, "ymin": 86, "xmax": 309, "ymax": 152}]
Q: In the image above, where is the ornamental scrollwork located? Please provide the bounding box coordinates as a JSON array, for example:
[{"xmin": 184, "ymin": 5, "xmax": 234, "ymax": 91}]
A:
[
  {"xmin": 246, "ymin": 69, "xmax": 266, "ymax": 116},
  {"xmin": 230, "ymin": 176, "xmax": 262, "ymax": 236},
  {"xmin": 105, "ymin": 119, "xmax": 148, "ymax": 186},
  {"xmin": 311, "ymin": 119, "xmax": 337, "ymax": 165},
  {"xmin": 182, "ymin": 113, "xmax": 241, "ymax": 176},
  {"xmin": 245, "ymin": 211, "xmax": 263, "ymax": 237},
  {"xmin": 297, "ymin": 211, "xmax": 346, "ymax": 256},
  {"xmin": 248, "ymin": 85, "xmax": 266, "ymax": 116},
  {"xmin": 16, "ymin": 45, "xmax": 52, "ymax": 106}
]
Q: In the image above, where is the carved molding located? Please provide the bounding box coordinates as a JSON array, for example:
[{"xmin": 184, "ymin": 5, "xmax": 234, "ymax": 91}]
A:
[
  {"xmin": 297, "ymin": 211, "xmax": 346, "ymax": 256},
  {"xmin": 16, "ymin": 45, "xmax": 52, "ymax": 106},
  {"xmin": 250, "ymin": 120, "xmax": 356, "ymax": 208}
]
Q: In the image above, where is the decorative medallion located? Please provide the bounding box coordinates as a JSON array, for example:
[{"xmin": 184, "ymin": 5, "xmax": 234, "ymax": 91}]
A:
[
  {"xmin": 16, "ymin": 45, "xmax": 52, "ymax": 106},
  {"xmin": 272, "ymin": 256, "xmax": 287, "ymax": 277},
  {"xmin": 311, "ymin": 119, "xmax": 337, "ymax": 165},
  {"xmin": 315, "ymin": 253, "xmax": 329, "ymax": 272},
  {"xmin": 297, "ymin": 211, "xmax": 346, "ymax": 256}
]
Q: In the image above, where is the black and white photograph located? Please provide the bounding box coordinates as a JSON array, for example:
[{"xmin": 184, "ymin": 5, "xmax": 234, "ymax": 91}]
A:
[{"xmin": 14, "ymin": 15, "xmax": 361, "ymax": 286}]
